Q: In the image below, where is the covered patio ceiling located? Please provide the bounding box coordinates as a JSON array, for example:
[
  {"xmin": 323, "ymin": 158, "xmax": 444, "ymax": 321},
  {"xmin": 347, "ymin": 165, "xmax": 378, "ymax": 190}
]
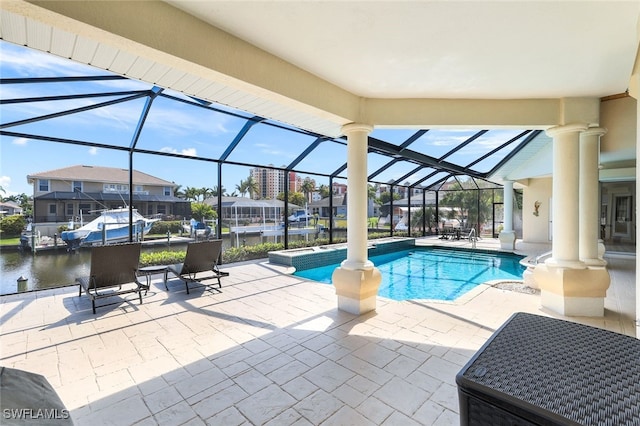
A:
[{"xmin": 1, "ymin": 1, "xmax": 638, "ymax": 190}]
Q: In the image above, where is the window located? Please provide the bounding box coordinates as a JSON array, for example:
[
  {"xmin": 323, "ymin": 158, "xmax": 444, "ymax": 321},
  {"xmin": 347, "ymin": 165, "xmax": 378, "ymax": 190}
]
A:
[
  {"xmin": 134, "ymin": 185, "xmax": 144, "ymax": 194},
  {"xmin": 66, "ymin": 203, "xmax": 74, "ymax": 216},
  {"xmin": 79, "ymin": 203, "xmax": 91, "ymax": 215},
  {"xmin": 72, "ymin": 181, "xmax": 83, "ymax": 192},
  {"xmin": 163, "ymin": 186, "xmax": 171, "ymax": 196},
  {"xmin": 147, "ymin": 205, "xmax": 153, "ymax": 216},
  {"xmin": 48, "ymin": 204, "xmax": 57, "ymax": 215},
  {"xmin": 157, "ymin": 205, "xmax": 167, "ymax": 215},
  {"xmin": 38, "ymin": 179, "xmax": 49, "ymax": 192},
  {"xmin": 103, "ymin": 184, "xmax": 128, "ymax": 193}
]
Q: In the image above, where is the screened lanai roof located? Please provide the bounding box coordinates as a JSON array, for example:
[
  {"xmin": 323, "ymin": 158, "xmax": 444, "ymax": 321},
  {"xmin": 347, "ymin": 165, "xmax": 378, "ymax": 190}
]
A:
[
  {"xmin": 0, "ymin": 42, "xmax": 542, "ymax": 192},
  {"xmin": 2, "ymin": 1, "xmax": 638, "ymax": 198}
]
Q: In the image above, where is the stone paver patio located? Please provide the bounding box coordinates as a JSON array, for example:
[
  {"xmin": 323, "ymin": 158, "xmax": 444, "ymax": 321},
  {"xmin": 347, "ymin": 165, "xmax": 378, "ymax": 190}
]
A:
[{"xmin": 0, "ymin": 238, "xmax": 635, "ymax": 425}]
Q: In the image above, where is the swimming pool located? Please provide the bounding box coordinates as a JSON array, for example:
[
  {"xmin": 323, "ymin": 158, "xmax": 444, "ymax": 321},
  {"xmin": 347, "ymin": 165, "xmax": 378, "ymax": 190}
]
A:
[{"xmin": 294, "ymin": 247, "xmax": 525, "ymax": 301}]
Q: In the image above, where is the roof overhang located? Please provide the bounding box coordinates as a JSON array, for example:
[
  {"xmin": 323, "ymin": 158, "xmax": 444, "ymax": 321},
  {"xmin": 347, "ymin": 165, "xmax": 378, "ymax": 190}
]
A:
[{"xmin": 3, "ymin": 1, "xmax": 637, "ymax": 137}]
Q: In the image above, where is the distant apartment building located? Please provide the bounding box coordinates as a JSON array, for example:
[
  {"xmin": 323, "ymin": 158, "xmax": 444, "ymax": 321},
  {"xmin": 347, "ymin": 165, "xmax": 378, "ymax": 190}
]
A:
[
  {"xmin": 250, "ymin": 165, "xmax": 307, "ymax": 199},
  {"xmin": 251, "ymin": 165, "xmax": 284, "ymax": 199},
  {"xmin": 332, "ymin": 182, "xmax": 347, "ymax": 195},
  {"xmin": 378, "ymin": 183, "xmax": 418, "ymax": 199},
  {"xmin": 289, "ymin": 173, "xmax": 301, "ymax": 193},
  {"xmin": 27, "ymin": 165, "xmax": 190, "ymax": 222}
]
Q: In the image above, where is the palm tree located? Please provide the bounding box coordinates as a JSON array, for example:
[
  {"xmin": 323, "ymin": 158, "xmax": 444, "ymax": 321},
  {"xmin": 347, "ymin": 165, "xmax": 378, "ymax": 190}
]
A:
[
  {"xmin": 300, "ymin": 178, "xmax": 315, "ymax": 204},
  {"xmin": 211, "ymin": 185, "xmax": 226, "ymax": 197},
  {"xmin": 198, "ymin": 187, "xmax": 214, "ymax": 203},
  {"xmin": 183, "ymin": 186, "xmax": 200, "ymax": 202},
  {"xmin": 235, "ymin": 179, "xmax": 249, "ymax": 197},
  {"xmin": 367, "ymin": 184, "xmax": 377, "ymax": 201},
  {"xmin": 246, "ymin": 176, "xmax": 259, "ymax": 199},
  {"xmin": 318, "ymin": 184, "xmax": 330, "ymax": 199},
  {"xmin": 173, "ymin": 184, "xmax": 184, "ymax": 198}
]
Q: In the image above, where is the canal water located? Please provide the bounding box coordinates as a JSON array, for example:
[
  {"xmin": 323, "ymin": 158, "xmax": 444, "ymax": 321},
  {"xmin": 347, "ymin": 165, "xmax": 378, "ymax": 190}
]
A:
[
  {"xmin": 2, "ymin": 248, "xmax": 94, "ymax": 294},
  {"xmin": 0, "ymin": 231, "xmax": 339, "ymax": 295}
]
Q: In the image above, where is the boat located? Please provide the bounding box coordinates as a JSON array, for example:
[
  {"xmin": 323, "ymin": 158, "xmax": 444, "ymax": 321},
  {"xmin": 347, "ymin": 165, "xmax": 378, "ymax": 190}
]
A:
[
  {"xmin": 60, "ymin": 208, "xmax": 159, "ymax": 249},
  {"xmin": 182, "ymin": 218, "xmax": 214, "ymax": 238}
]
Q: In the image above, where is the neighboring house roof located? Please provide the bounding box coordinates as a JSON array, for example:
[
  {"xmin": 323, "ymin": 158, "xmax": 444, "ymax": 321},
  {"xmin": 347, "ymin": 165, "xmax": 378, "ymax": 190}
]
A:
[
  {"xmin": 34, "ymin": 192, "xmax": 186, "ymax": 203},
  {"xmin": 0, "ymin": 201, "xmax": 23, "ymax": 214},
  {"xmin": 205, "ymin": 196, "xmax": 286, "ymax": 209},
  {"xmin": 0, "ymin": 201, "xmax": 22, "ymax": 209},
  {"xmin": 221, "ymin": 197, "xmax": 275, "ymax": 209},
  {"xmin": 382, "ymin": 194, "xmax": 437, "ymax": 207},
  {"xmin": 27, "ymin": 165, "xmax": 176, "ymax": 187}
]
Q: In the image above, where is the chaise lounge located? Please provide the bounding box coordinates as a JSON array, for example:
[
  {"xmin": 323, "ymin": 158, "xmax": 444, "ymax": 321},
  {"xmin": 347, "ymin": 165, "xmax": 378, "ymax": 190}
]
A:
[
  {"xmin": 164, "ymin": 239, "xmax": 226, "ymax": 294},
  {"xmin": 76, "ymin": 242, "xmax": 146, "ymax": 314}
]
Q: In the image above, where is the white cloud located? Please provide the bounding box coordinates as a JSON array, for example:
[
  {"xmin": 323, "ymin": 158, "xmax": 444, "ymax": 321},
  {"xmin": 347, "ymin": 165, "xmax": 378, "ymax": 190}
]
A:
[
  {"xmin": 88, "ymin": 147, "xmax": 98, "ymax": 155},
  {"xmin": 0, "ymin": 176, "xmax": 18, "ymax": 196},
  {"xmin": 145, "ymin": 105, "xmax": 232, "ymax": 137},
  {"xmin": 0, "ymin": 176, "xmax": 11, "ymax": 188},
  {"xmin": 253, "ymin": 142, "xmax": 296, "ymax": 159},
  {"xmin": 159, "ymin": 147, "xmax": 197, "ymax": 156},
  {"xmin": 12, "ymin": 137, "xmax": 28, "ymax": 145},
  {"xmin": 1, "ymin": 42, "xmax": 103, "ymax": 77}
]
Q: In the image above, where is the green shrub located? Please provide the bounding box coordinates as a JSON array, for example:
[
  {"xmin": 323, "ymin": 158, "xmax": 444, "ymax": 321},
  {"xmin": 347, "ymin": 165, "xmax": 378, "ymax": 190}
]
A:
[
  {"xmin": 222, "ymin": 247, "xmax": 248, "ymax": 264},
  {"xmin": 0, "ymin": 215, "xmax": 26, "ymax": 236},
  {"xmin": 150, "ymin": 221, "xmax": 183, "ymax": 234},
  {"xmin": 139, "ymin": 250, "xmax": 185, "ymax": 267},
  {"xmin": 367, "ymin": 232, "xmax": 391, "ymax": 239},
  {"xmin": 191, "ymin": 203, "xmax": 216, "ymax": 222},
  {"xmin": 139, "ymin": 236, "xmax": 378, "ymax": 268}
]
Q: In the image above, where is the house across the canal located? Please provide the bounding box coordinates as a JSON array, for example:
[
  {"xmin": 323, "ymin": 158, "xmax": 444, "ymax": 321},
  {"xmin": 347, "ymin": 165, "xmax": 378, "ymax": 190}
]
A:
[{"xmin": 27, "ymin": 165, "xmax": 191, "ymax": 223}]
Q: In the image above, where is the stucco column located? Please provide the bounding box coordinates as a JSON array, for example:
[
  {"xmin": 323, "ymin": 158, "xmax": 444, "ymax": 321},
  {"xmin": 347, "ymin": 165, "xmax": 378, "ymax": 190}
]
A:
[
  {"xmin": 498, "ymin": 180, "xmax": 516, "ymax": 250},
  {"xmin": 534, "ymin": 123, "xmax": 610, "ymax": 317},
  {"xmin": 341, "ymin": 123, "xmax": 373, "ymax": 270},
  {"xmin": 546, "ymin": 124, "xmax": 587, "ymax": 269},
  {"xmin": 332, "ymin": 123, "xmax": 382, "ymax": 315},
  {"xmin": 579, "ymin": 127, "xmax": 607, "ymax": 265}
]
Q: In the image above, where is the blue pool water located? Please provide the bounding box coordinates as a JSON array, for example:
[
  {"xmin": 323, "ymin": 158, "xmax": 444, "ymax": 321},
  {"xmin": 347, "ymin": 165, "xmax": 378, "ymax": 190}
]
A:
[{"xmin": 294, "ymin": 247, "xmax": 525, "ymax": 301}]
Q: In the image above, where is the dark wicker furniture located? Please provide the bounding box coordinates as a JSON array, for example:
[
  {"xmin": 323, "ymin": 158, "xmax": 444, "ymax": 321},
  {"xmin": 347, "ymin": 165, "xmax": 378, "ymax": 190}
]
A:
[{"xmin": 456, "ymin": 312, "xmax": 640, "ymax": 426}]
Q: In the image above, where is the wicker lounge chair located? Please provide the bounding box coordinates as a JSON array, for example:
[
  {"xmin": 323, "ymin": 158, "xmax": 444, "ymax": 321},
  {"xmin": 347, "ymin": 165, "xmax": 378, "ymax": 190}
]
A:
[
  {"xmin": 164, "ymin": 239, "xmax": 225, "ymax": 294},
  {"xmin": 76, "ymin": 242, "xmax": 145, "ymax": 314}
]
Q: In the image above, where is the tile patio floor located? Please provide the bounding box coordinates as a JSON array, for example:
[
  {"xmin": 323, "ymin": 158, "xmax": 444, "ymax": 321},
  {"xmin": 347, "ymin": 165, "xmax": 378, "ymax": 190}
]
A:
[{"xmin": 0, "ymin": 237, "xmax": 636, "ymax": 425}]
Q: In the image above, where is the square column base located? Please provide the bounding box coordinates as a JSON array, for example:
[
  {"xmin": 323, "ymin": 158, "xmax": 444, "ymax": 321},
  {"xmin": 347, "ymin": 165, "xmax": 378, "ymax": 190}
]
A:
[
  {"xmin": 498, "ymin": 231, "xmax": 516, "ymax": 250},
  {"xmin": 332, "ymin": 266, "xmax": 382, "ymax": 315},
  {"xmin": 533, "ymin": 264, "xmax": 610, "ymax": 317},
  {"xmin": 540, "ymin": 292, "xmax": 607, "ymax": 317}
]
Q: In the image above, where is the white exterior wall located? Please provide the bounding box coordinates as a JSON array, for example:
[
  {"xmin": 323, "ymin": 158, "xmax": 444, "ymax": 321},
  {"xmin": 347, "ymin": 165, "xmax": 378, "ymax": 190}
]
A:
[
  {"xmin": 600, "ymin": 96, "xmax": 637, "ymax": 158},
  {"xmin": 522, "ymin": 177, "xmax": 552, "ymax": 243}
]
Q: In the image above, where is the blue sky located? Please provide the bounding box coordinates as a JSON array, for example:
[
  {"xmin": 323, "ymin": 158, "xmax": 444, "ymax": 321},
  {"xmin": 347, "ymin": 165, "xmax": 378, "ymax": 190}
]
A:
[
  {"xmin": 0, "ymin": 41, "xmax": 341, "ymax": 197},
  {"xmin": 1, "ymin": 40, "xmax": 526, "ymax": 197}
]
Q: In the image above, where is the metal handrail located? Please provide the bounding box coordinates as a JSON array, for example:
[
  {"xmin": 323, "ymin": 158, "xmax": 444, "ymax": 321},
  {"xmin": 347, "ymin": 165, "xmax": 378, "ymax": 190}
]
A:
[{"xmin": 468, "ymin": 228, "xmax": 477, "ymax": 249}]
